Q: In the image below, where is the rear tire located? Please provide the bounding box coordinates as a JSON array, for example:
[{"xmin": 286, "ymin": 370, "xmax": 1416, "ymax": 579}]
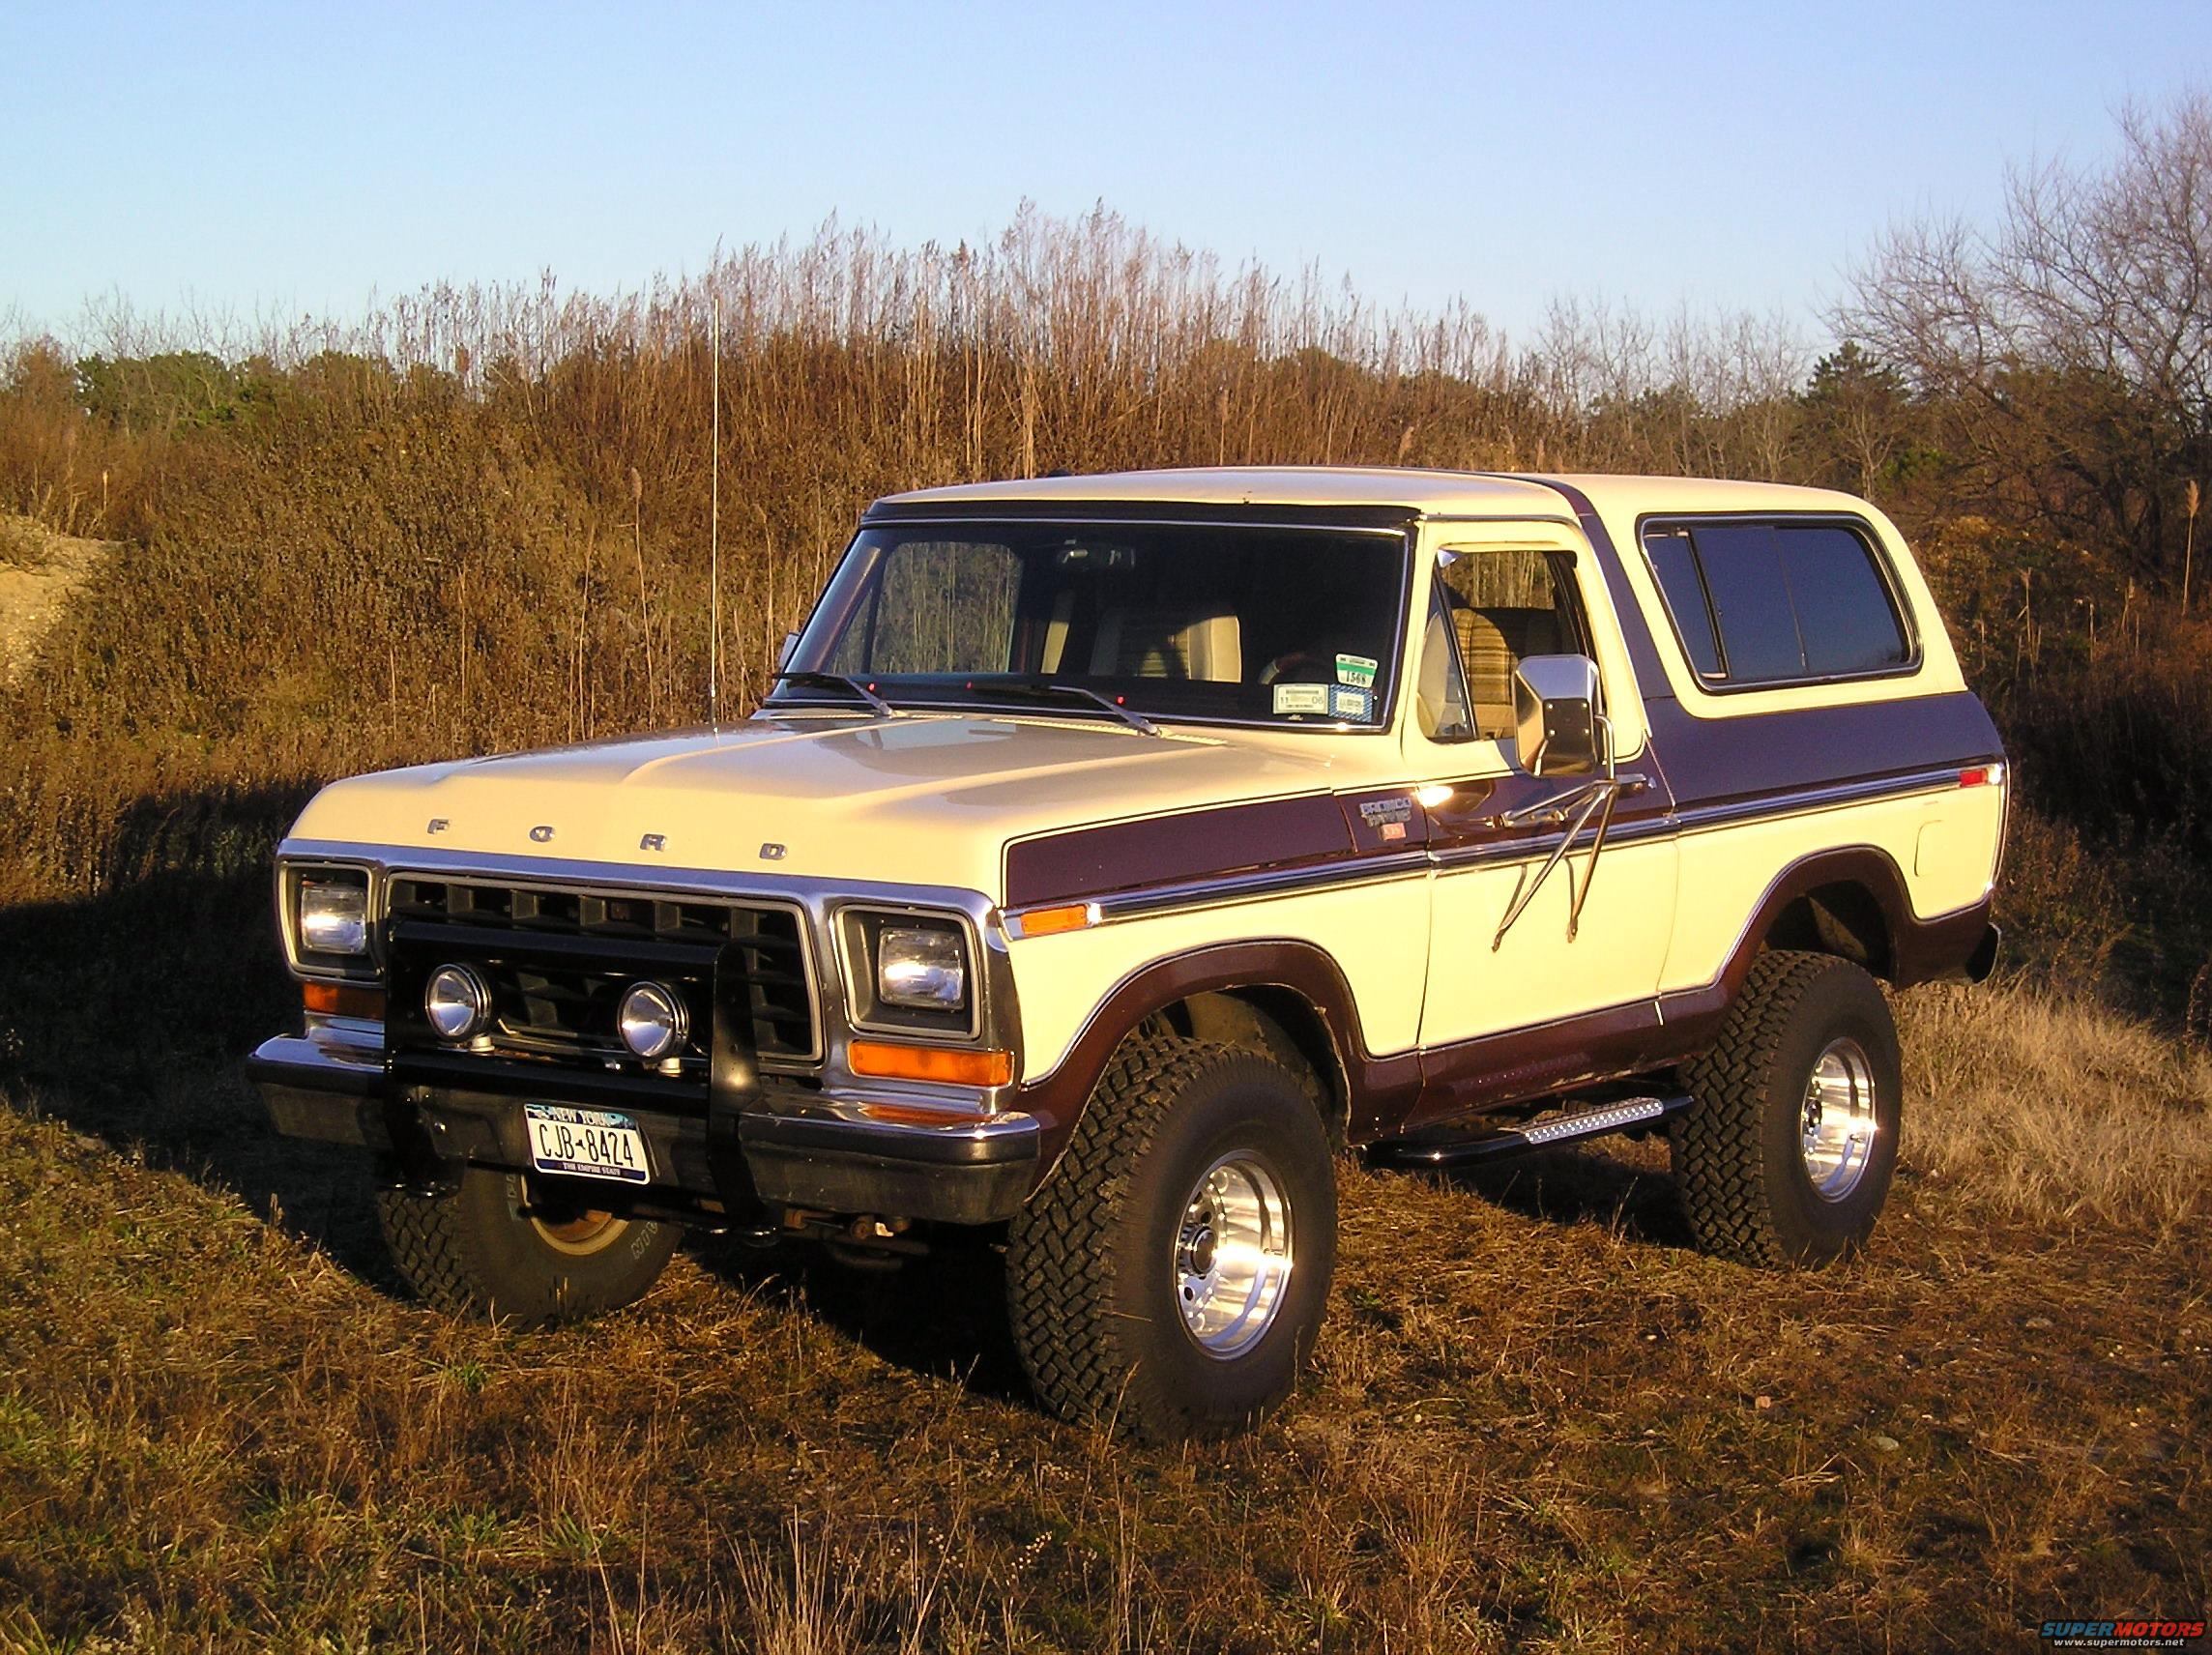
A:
[
  {"xmin": 1005, "ymin": 1034, "xmax": 1336, "ymax": 1441},
  {"xmin": 1675, "ymin": 950, "xmax": 1903, "ymax": 1267},
  {"xmin": 375, "ymin": 1167, "xmax": 679, "ymax": 1327}
]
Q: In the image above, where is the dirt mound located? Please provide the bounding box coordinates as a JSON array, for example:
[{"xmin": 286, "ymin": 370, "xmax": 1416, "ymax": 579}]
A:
[{"xmin": 0, "ymin": 515, "xmax": 113, "ymax": 683}]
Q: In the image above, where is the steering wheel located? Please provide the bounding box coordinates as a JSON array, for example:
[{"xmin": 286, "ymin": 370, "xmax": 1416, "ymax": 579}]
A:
[{"xmin": 1260, "ymin": 650, "xmax": 1327, "ymax": 686}]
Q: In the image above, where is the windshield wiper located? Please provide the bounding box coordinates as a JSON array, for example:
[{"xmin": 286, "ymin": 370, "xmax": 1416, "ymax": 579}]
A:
[
  {"xmin": 771, "ymin": 671, "xmax": 896, "ymax": 718},
  {"xmin": 969, "ymin": 679, "xmax": 1161, "ymax": 737}
]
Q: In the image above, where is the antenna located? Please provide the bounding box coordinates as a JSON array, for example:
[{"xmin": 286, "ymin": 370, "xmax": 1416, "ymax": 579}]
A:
[{"xmin": 709, "ymin": 288, "xmax": 721, "ymax": 728}]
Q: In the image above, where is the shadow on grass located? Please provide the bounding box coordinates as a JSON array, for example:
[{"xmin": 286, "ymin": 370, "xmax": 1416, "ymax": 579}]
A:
[
  {"xmin": 692, "ymin": 1231, "xmax": 1033, "ymax": 1401},
  {"xmin": 0, "ymin": 783, "xmax": 405, "ymax": 1280},
  {"xmin": 1376, "ymin": 1136, "xmax": 1697, "ymax": 1250}
]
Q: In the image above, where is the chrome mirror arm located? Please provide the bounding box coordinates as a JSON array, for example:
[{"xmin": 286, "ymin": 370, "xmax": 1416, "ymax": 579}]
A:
[
  {"xmin": 1562, "ymin": 777, "xmax": 1621, "ymax": 943},
  {"xmin": 1493, "ymin": 780, "xmax": 1615, "ymax": 949},
  {"xmin": 1490, "ymin": 718, "xmax": 1636, "ymax": 948}
]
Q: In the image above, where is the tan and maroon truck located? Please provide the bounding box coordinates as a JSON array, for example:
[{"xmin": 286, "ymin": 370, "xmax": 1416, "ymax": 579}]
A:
[{"xmin": 250, "ymin": 467, "xmax": 2007, "ymax": 1440}]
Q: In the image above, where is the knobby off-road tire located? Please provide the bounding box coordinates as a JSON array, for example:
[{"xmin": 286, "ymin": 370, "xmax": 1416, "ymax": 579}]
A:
[
  {"xmin": 1676, "ymin": 950, "xmax": 1904, "ymax": 1267},
  {"xmin": 1005, "ymin": 1034, "xmax": 1337, "ymax": 1442},
  {"xmin": 375, "ymin": 1167, "xmax": 679, "ymax": 1328}
]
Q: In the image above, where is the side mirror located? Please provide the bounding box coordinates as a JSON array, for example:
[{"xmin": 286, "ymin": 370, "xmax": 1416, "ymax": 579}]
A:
[
  {"xmin": 1511, "ymin": 654, "xmax": 1607, "ymax": 777},
  {"xmin": 776, "ymin": 630, "xmax": 800, "ymax": 671}
]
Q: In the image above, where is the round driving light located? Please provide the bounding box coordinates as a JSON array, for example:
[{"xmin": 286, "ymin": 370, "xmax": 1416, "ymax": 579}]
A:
[
  {"xmin": 423, "ymin": 964, "xmax": 491, "ymax": 1041},
  {"xmin": 618, "ymin": 980, "xmax": 688, "ymax": 1061}
]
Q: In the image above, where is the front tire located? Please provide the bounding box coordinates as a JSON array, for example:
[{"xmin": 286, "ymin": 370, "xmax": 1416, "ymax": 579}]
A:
[
  {"xmin": 1005, "ymin": 1035, "xmax": 1336, "ymax": 1441},
  {"xmin": 375, "ymin": 1167, "xmax": 679, "ymax": 1328},
  {"xmin": 1675, "ymin": 950, "xmax": 1903, "ymax": 1267}
]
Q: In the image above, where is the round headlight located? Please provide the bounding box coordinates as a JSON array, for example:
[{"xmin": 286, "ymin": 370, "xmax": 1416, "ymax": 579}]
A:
[
  {"xmin": 424, "ymin": 964, "xmax": 492, "ymax": 1041},
  {"xmin": 618, "ymin": 980, "xmax": 688, "ymax": 1061}
]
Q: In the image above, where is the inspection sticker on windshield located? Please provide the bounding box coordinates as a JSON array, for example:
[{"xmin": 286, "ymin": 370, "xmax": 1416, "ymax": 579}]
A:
[
  {"xmin": 1329, "ymin": 684, "xmax": 1375, "ymax": 721},
  {"xmin": 525, "ymin": 1102, "xmax": 652, "ymax": 1183},
  {"xmin": 1272, "ymin": 682, "xmax": 1331, "ymax": 715},
  {"xmin": 1335, "ymin": 653, "xmax": 1378, "ymax": 688}
]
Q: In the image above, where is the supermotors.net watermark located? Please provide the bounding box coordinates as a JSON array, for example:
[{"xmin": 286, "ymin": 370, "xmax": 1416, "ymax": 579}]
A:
[{"xmin": 2040, "ymin": 1620, "xmax": 2205, "ymax": 1649}]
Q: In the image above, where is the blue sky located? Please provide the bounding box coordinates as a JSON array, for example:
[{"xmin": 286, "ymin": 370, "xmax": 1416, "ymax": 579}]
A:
[{"xmin": 3, "ymin": 1, "xmax": 2207, "ymax": 347}]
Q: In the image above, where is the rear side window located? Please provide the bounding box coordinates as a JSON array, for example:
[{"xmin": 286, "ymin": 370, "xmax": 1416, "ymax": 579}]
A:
[
  {"xmin": 1641, "ymin": 518, "xmax": 1912, "ymax": 688},
  {"xmin": 1777, "ymin": 526, "xmax": 1916, "ymax": 676}
]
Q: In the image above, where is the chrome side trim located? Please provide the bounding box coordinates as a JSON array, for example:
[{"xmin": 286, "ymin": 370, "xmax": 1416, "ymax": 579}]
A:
[
  {"xmin": 1670, "ymin": 765, "xmax": 1971, "ymax": 833},
  {"xmin": 1427, "ymin": 814, "xmax": 1673, "ymax": 873}
]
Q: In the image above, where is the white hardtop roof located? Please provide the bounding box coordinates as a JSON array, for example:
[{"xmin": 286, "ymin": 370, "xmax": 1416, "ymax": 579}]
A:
[{"xmin": 876, "ymin": 466, "xmax": 1873, "ymax": 520}]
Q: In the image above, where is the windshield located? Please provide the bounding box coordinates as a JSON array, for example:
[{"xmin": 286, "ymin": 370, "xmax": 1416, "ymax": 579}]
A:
[{"xmin": 774, "ymin": 520, "xmax": 1409, "ymax": 729}]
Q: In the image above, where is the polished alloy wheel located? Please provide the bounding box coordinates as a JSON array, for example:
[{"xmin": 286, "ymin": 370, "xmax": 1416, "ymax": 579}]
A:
[
  {"xmin": 1173, "ymin": 1152, "xmax": 1295, "ymax": 1357},
  {"xmin": 1800, "ymin": 1035, "xmax": 1879, "ymax": 1201}
]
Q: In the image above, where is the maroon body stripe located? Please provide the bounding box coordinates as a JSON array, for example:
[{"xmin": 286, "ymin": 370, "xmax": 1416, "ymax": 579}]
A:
[
  {"xmin": 1004, "ymin": 794, "xmax": 1354, "ymax": 909},
  {"xmin": 1644, "ymin": 693, "xmax": 2001, "ymax": 810}
]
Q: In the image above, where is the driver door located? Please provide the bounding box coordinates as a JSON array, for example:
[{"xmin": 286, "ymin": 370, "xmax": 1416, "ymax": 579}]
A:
[{"xmin": 1404, "ymin": 522, "xmax": 1679, "ymax": 1125}]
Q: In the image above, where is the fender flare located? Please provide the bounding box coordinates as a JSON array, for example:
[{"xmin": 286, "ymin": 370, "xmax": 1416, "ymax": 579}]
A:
[
  {"xmin": 1011, "ymin": 939, "xmax": 1418, "ymax": 1183},
  {"xmin": 1656, "ymin": 843, "xmax": 1994, "ymax": 1054}
]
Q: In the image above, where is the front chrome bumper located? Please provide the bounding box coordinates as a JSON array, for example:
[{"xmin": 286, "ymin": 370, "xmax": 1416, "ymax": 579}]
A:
[{"xmin": 247, "ymin": 1032, "xmax": 1039, "ymax": 1227}]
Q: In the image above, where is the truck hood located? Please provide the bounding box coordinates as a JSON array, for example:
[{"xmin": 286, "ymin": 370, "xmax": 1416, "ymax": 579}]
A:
[{"xmin": 286, "ymin": 713, "xmax": 1350, "ymax": 900}]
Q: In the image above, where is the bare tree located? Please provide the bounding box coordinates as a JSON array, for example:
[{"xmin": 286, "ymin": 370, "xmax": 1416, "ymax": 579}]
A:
[{"xmin": 1842, "ymin": 95, "xmax": 2212, "ymax": 590}]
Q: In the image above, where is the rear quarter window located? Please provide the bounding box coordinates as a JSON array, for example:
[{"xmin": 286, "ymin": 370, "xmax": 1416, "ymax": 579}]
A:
[
  {"xmin": 1778, "ymin": 525, "xmax": 1915, "ymax": 676},
  {"xmin": 1640, "ymin": 517, "xmax": 1913, "ymax": 689}
]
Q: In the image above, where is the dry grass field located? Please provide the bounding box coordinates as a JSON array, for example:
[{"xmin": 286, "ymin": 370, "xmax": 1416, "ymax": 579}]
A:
[
  {"xmin": 0, "ymin": 895, "xmax": 2203, "ymax": 1655},
  {"xmin": 4, "ymin": 108, "xmax": 2210, "ymax": 1648}
]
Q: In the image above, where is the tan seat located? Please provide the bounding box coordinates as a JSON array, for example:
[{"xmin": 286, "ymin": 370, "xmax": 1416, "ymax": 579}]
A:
[
  {"xmin": 1453, "ymin": 606, "xmax": 1561, "ymax": 738},
  {"xmin": 1089, "ymin": 607, "xmax": 1242, "ymax": 682}
]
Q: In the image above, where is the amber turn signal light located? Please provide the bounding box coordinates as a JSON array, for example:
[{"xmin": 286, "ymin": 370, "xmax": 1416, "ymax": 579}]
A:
[
  {"xmin": 303, "ymin": 981, "xmax": 387, "ymax": 1020},
  {"xmin": 1013, "ymin": 901, "xmax": 1097, "ymax": 938},
  {"xmin": 847, "ymin": 1039, "xmax": 1014, "ymax": 1088}
]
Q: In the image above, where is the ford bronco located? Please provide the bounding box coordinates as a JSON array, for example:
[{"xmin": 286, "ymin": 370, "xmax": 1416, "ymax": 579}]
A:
[{"xmin": 249, "ymin": 468, "xmax": 2007, "ymax": 1440}]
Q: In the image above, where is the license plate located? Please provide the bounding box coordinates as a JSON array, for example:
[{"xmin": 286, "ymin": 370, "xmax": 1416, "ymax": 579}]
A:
[{"xmin": 523, "ymin": 1103, "xmax": 652, "ymax": 1184}]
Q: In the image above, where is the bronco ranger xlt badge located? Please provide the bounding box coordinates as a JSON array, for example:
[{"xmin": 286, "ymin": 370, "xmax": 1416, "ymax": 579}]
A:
[{"xmin": 248, "ymin": 467, "xmax": 2007, "ymax": 1442}]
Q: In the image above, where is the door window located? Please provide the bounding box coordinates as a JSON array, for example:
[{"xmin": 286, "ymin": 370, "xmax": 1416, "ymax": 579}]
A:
[{"xmin": 1420, "ymin": 547, "xmax": 1590, "ymax": 742}]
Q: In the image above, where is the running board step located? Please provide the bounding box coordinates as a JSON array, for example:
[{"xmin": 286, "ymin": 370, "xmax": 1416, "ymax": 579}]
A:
[{"xmin": 1370, "ymin": 1093, "xmax": 1691, "ymax": 1169}]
